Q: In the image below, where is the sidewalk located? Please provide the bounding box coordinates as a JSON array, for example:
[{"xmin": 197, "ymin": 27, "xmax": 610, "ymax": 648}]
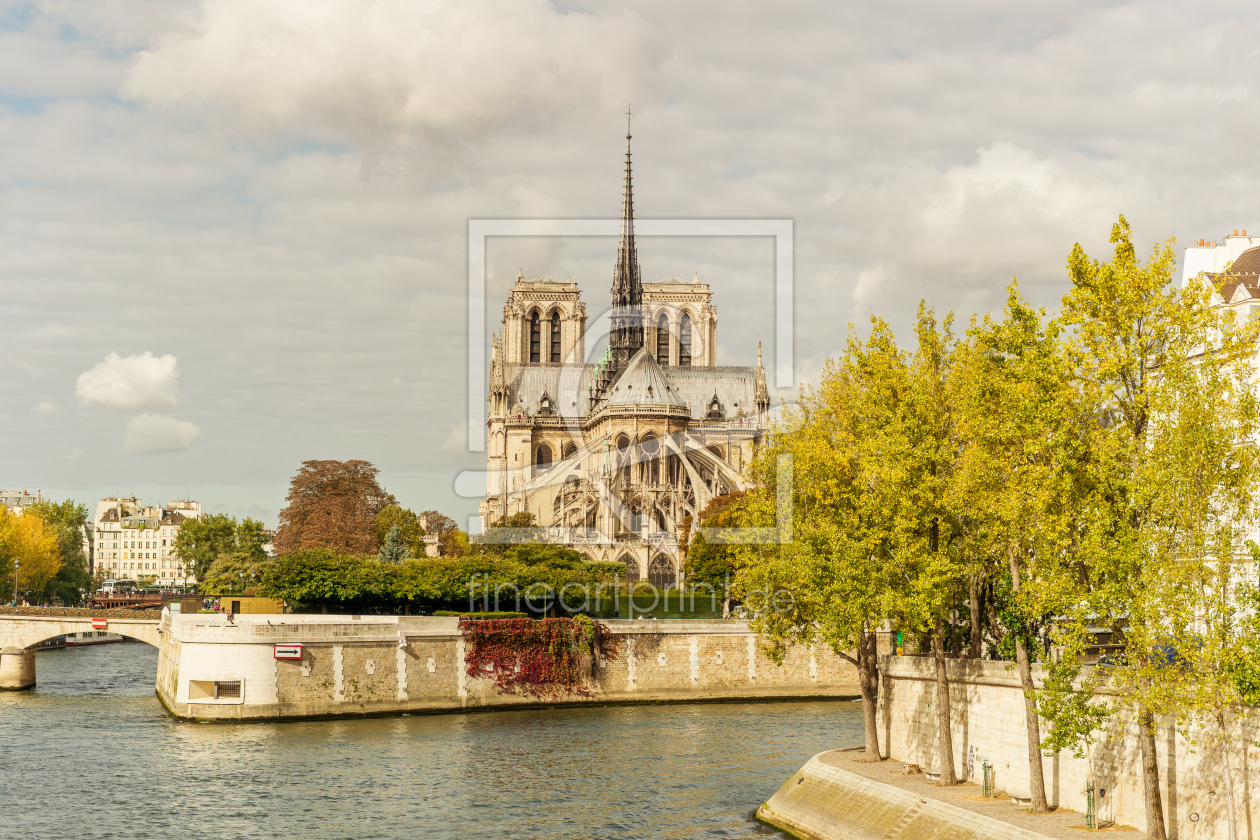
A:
[{"xmin": 820, "ymin": 749, "xmax": 1140, "ymax": 839}]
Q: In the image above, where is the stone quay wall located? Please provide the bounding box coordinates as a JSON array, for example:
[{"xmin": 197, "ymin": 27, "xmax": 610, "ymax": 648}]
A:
[
  {"xmin": 880, "ymin": 655, "xmax": 1260, "ymax": 840},
  {"xmin": 156, "ymin": 614, "xmax": 861, "ymax": 721}
]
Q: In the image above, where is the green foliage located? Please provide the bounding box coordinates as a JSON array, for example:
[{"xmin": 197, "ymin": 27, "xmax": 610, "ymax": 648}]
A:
[
  {"xmin": 377, "ymin": 525, "xmax": 410, "ymax": 564},
  {"xmin": 476, "ymin": 511, "xmax": 543, "ymax": 554},
  {"xmin": 258, "ymin": 547, "xmax": 386, "ymax": 609},
  {"xmin": 26, "ymin": 499, "xmax": 90, "ymax": 605},
  {"xmin": 374, "ymin": 505, "xmax": 425, "ymax": 557},
  {"xmin": 1037, "ymin": 657, "xmax": 1111, "ymax": 761},
  {"xmin": 173, "ymin": 514, "xmax": 240, "ymax": 582},
  {"xmin": 683, "ymin": 493, "xmax": 746, "ymax": 592},
  {"xmin": 199, "ymin": 551, "xmax": 268, "ymax": 597}
]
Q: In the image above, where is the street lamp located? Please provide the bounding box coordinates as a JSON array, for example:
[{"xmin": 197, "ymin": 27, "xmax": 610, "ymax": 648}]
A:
[{"xmin": 10, "ymin": 561, "xmax": 17, "ymax": 606}]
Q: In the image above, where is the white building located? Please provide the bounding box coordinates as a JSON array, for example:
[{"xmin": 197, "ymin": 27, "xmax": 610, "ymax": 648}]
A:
[
  {"xmin": 0, "ymin": 489, "xmax": 41, "ymax": 515},
  {"xmin": 93, "ymin": 497, "xmax": 202, "ymax": 585},
  {"xmin": 1181, "ymin": 229, "xmax": 1260, "ymax": 288}
]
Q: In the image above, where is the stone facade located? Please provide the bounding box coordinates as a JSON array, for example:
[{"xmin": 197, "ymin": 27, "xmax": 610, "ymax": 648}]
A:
[
  {"xmin": 880, "ymin": 655, "xmax": 1260, "ymax": 839},
  {"xmin": 153, "ymin": 614, "xmax": 860, "ymax": 720},
  {"xmin": 480, "ymin": 135, "xmax": 772, "ymax": 586}
]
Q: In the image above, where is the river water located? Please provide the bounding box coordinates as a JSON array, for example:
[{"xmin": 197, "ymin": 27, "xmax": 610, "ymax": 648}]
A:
[{"xmin": 1, "ymin": 642, "xmax": 863, "ymax": 839}]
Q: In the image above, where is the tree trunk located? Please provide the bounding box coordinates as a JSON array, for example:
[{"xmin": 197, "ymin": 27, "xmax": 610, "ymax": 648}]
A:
[
  {"xmin": 932, "ymin": 617, "xmax": 958, "ymax": 785},
  {"xmin": 1009, "ymin": 547, "xmax": 1049, "ymax": 813},
  {"xmin": 1138, "ymin": 706, "xmax": 1168, "ymax": 840},
  {"xmin": 1219, "ymin": 713, "xmax": 1239, "ymax": 840},
  {"xmin": 1014, "ymin": 636, "xmax": 1049, "ymax": 812},
  {"xmin": 857, "ymin": 626, "xmax": 882, "ymax": 760},
  {"xmin": 969, "ymin": 575, "xmax": 983, "ymax": 658}
]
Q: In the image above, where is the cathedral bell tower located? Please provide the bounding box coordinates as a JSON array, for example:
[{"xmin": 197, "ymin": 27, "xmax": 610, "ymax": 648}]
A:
[{"xmin": 606, "ymin": 106, "xmax": 644, "ymax": 386}]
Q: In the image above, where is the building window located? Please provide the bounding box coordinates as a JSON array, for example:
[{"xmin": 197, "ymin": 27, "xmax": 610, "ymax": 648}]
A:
[
  {"xmin": 534, "ymin": 444, "xmax": 553, "ymax": 477},
  {"xmin": 550, "ymin": 312, "xmax": 561, "ymax": 363},
  {"xmin": 680, "ymin": 314, "xmax": 692, "ymax": 367},
  {"xmin": 530, "ymin": 312, "xmax": 541, "ymax": 363},
  {"xmin": 657, "ymin": 314, "xmax": 669, "ymax": 363}
]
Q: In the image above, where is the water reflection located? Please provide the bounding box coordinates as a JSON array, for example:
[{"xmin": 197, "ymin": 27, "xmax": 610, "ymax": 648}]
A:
[{"xmin": 2, "ymin": 642, "xmax": 862, "ymax": 839}]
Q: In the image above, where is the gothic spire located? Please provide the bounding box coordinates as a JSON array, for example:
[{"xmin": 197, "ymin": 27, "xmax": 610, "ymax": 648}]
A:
[{"xmin": 608, "ymin": 104, "xmax": 644, "ymax": 378}]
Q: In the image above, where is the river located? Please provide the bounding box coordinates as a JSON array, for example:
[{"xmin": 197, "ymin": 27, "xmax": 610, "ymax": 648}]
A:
[{"xmin": 0, "ymin": 642, "xmax": 863, "ymax": 839}]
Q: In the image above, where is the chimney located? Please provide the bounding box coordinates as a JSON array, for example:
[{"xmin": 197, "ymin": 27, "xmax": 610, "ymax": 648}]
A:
[{"xmin": 1235, "ymin": 229, "xmax": 1240, "ymax": 236}]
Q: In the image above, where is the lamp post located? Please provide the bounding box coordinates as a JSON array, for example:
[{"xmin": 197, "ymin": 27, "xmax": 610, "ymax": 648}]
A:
[{"xmin": 10, "ymin": 561, "xmax": 17, "ymax": 606}]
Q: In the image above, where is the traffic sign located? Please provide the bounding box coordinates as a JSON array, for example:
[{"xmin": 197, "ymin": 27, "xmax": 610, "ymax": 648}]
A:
[{"xmin": 273, "ymin": 644, "xmax": 303, "ymax": 660}]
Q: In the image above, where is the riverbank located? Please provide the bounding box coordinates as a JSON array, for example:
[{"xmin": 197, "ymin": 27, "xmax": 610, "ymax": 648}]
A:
[{"xmin": 758, "ymin": 749, "xmax": 1139, "ymax": 840}]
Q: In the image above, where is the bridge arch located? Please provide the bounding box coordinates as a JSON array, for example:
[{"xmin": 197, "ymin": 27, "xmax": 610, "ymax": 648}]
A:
[{"xmin": 2, "ymin": 615, "xmax": 162, "ymax": 651}]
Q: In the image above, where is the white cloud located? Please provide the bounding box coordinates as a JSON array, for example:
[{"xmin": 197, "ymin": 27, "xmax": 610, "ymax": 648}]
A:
[
  {"xmin": 122, "ymin": 0, "xmax": 668, "ymax": 141},
  {"xmin": 123, "ymin": 413, "xmax": 202, "ymax": 454},
  {"xmin": 76, "ymin": 351, "xmax": 181, "ymax": 409}
]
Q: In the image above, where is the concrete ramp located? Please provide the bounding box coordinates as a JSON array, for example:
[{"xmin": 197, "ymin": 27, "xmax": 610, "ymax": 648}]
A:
[{"xmin": 757, "ymin": 753, "xmax": 1057, "ymax": 840}]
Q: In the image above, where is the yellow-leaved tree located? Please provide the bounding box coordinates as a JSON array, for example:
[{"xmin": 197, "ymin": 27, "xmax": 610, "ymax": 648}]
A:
[{"xmin": 0, "ymin": 506, "xmax": 62, "ymax": 602}]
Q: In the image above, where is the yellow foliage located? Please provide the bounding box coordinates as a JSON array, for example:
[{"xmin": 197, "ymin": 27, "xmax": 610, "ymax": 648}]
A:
[{"xmin": 0, "ymin": 505, "xmax": 62, "ymax": 599}]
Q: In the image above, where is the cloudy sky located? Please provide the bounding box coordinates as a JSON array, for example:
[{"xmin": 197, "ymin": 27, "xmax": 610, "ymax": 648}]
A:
[{"xmin": 2, "ymin": 0, "xmax": 1257, "ymax": 529}]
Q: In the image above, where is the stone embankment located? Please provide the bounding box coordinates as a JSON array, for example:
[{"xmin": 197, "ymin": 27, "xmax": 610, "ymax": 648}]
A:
[
  {"xmin": 153, "ymin": 614, "xmax": 862, "ymax": 720},
  {"xmin": 758, "ymin": 750, "xmax": 1135, "ymax": 840}
]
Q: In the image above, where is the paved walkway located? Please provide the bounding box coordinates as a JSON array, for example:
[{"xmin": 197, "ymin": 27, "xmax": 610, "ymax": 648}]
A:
[{"xmin": 819, "ymin": 749, "xmax": 1141, "ymax": 839}]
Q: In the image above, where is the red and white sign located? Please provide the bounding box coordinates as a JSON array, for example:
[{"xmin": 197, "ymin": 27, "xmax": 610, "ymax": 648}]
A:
[
  {"xmin": 91, "ymin": 618, "xmax": 107, "ymax": 630},
  {"xmin": 273, "ymin": 644, "xmax": 303, "ymax": 660}
]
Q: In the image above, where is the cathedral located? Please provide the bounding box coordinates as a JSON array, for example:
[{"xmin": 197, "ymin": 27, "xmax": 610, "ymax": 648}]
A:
[{"xmin": 480, "ymin": 128, "xmax": 770, "ymax": 588}]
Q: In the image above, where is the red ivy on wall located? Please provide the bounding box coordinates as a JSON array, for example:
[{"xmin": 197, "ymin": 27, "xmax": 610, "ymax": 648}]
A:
[{"xmin": 459, "ymin": 615, "xmax": 618, "ymax": 698}]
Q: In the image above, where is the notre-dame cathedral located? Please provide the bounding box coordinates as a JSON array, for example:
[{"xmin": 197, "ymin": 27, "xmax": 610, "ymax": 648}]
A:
[{"xmin": 480, "ymin": 128, "xmax": 770, "ymax": 588}]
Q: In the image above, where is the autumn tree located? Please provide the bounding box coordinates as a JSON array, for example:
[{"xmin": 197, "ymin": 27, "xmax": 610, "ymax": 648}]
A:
[
  {"xmin": 419, "ymin": 510, "xmax": 468, "ymax": 557},
  {"xmin": 0, "ymin": 507, "xmax": 61, "ymax": 601},
  {"xmin": 275, "ymin": 460, "xmax": 396, "ymax": 555},
  {"xmin": 26, "ymin": 499, "xmax": 91, "ymax": 605},
  {"xmin": 1058, "ymin": 216, "xmax": 1259, "ymax": 839},
  {"xmin": 952, "ymin": 284, "xmax": 1084, "ymax": 811}
]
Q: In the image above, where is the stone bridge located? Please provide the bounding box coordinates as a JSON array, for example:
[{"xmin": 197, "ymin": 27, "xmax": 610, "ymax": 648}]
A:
[{"xmin": 0, "ymin": 608, "xmax": 163, "ymax": 690}]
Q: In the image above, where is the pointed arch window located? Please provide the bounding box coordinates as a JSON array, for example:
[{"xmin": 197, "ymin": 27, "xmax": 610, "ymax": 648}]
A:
[
  {"xmin": 657, "ymin": 313, "xmax": 670, "ymax": 363},
  {"xmin": 550, "ymin": 312, "xmax": 562, "ymax": 363},
  {"xmin": 534, "ymin": 443, "xmax": 553, "ymax": 477},
  {"xmin": 680, "ymin": 314, "xmax": 692, "ymax": 367},
  {"xmin": 530, "ymin": 313, "xmax": 541, "ymax": 364}
]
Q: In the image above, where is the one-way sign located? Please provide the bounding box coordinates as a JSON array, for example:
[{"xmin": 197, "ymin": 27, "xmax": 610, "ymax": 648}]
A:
[{"xmin": 273, "ymin": 644, "xmax": 303, "ymax": 660}]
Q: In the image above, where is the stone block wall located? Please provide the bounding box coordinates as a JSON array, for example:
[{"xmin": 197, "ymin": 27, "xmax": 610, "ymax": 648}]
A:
[
  {"xmin": 880, "ymin": 655, "xmax": 1260, "ymax": 840},
  {"xmin": 156, "ymin": 615, "xmax": 861, "ymax": 723}
]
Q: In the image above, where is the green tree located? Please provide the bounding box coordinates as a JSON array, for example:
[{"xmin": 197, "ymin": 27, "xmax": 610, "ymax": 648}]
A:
[
  {"xmin": 378, "ymin": 525, "xmax": 410, "ymax": 564},
  {"xmin": 682, "ymin": 493, "xmax": 746, "ymax": 617},
  {"xmin": 1058, "ymin": 215, "xmax": 1258, "ymax": 839},
  {"xmin": 952, "ymin": 284, "xmax": 1083, "ymax": 811},
  {"xmin": 200, "ymin": 551, "xmax": 268, "ymax": 597},
  {"xmin": 235, "ymin": 517, "xmax": 268, "ymax": 561},
  {"xmin": 258, "ymin": 548, "xmax": 383, "ymax": 613},
  {"xmin": 375, "ymin": 505, "xmax": 426, "ymax": 557},
  {"xmin": 173, "ymin": 514, "xmax": 239, "ymax": 582},
  {"xmin": 26, "ymin": 499, "xmax": 91, "ymax": 605}
]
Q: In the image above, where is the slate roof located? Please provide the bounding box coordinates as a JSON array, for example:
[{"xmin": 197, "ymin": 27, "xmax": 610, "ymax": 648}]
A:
[
  {"xmin": 505, "ymin": 357, "xmax": 758, "ymax": 421},
  {"xmin": 605, "ymin": 348, "xmax": 689, "ymax": 408}
]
